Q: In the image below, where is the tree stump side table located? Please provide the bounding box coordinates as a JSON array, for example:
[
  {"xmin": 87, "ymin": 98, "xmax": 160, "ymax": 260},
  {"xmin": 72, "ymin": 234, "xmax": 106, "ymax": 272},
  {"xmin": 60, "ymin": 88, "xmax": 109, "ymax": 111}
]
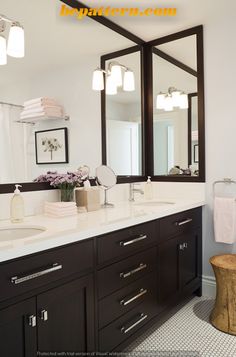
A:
[{"xmin": 210, "ymin": 254, "xmax": 236, "ymax": 335}]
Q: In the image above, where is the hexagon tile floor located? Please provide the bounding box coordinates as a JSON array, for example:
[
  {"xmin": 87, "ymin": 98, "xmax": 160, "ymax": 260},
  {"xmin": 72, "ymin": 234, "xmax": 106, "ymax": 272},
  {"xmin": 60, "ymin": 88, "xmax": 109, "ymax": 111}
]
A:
[{"xmin": 126, "ymin": 297, "xmax": 236, "ymax": 357}]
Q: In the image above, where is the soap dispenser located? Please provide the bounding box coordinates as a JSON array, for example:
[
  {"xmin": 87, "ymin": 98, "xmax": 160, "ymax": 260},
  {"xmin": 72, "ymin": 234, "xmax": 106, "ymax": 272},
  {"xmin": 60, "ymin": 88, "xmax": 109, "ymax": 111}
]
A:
[
  {"xmin": 11, "ymin": 184, "xmax": 24, "ymax": 223},
  {"xmin": 144, "ymin": 176, "xmax": 153, "ymax": 200}
]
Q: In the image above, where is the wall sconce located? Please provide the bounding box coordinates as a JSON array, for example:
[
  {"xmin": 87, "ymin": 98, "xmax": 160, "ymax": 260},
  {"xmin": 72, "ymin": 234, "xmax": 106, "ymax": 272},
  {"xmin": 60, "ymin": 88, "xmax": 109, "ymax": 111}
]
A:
[
  {"xmin": 92, "ymin": 61, "xmax": 135, "ymax": 95},
  {"xmin": 156, "ymin": 87, "xmax": 188, "ymax": 111},
  {"xmin": 0, "ymin": 14, "xmax": 25, "ymax": 65}
]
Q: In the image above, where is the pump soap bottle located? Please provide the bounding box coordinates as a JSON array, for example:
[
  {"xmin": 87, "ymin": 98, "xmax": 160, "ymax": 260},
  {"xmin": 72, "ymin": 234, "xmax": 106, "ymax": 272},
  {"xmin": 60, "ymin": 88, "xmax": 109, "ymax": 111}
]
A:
[
  {"xmin": 11, "ymin": 185, "xmax": 24, "ymax": 223},
  {"xmin": 144, "ymin": 176, "xmax": 153, "ymax": 200}
]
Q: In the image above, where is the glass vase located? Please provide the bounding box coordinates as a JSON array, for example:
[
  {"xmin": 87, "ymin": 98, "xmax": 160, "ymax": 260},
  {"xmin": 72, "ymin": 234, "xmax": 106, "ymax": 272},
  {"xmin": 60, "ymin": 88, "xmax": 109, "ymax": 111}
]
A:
[{"xmin": 60, "ymin": 188, "xmax": 74, "ymax": 202}]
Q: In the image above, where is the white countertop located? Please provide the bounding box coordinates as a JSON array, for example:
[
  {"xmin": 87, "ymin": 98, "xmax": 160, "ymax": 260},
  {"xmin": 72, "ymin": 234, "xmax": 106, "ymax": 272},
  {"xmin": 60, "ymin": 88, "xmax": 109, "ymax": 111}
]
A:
[{"xmin": 0, "ymin": 198, "xmax": 205, "ymax": 262}]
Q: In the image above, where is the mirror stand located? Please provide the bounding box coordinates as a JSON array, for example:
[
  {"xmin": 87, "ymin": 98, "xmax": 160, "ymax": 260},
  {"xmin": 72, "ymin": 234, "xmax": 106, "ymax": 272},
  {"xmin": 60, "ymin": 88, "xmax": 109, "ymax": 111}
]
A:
[{"xmin": 102, "ymin": 189, "xmax": 114, "ymax": 208}]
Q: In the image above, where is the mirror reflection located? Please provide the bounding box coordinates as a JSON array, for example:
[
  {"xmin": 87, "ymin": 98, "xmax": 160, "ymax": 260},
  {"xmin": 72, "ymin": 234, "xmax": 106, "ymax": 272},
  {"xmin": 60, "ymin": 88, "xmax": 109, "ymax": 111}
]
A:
[
  {"xmin": 105, "ymin": 51, "xmax": 142, "ymax": 176},
  {"xmin": 0, "ymin": 1, "xmax": 135, "ymax": 185},
  {"xmin": 153, "ymin": 35, "xmax": 199, "ymax": 176}
]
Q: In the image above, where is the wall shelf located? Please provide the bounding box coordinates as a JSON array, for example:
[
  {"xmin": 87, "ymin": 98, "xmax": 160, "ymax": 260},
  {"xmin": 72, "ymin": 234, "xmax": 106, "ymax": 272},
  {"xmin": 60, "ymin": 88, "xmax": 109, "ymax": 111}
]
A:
[{"xmin": 16, "ymin": 115, "xmax": 70, "ymax": 125}]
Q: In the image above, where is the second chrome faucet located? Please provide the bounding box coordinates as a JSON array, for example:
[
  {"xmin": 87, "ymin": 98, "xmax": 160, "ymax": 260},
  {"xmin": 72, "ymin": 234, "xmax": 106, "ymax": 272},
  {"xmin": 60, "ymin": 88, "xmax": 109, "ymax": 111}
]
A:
[{"xmin": 129, "ymin": 183, "xmax": 144, "ymax": 202}]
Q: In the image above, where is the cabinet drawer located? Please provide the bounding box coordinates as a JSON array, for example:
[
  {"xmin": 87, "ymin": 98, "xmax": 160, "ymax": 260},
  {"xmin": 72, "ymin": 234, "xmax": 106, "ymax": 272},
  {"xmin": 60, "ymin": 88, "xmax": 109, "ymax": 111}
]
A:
[
  {"xmin": 99, "ymin": 298, "xmax": 157, "ymax": 352},
  {"xmin": 97, "ymin": 220, "xmax": 158, "ymax": 265},
  {"xmin": 98, "ymin": 248, "xmax": 157, "ymax": 299},
  {"xmin": 0, "ymin": 239, "xmax": 93, "ymax": 303},
  {"xmin": 159, "ymin": 207, "xmax": 202, "ymax": 242},
  {"xmin": 98, "ymin": 272, "xmax": 157, "ymax": 329}
]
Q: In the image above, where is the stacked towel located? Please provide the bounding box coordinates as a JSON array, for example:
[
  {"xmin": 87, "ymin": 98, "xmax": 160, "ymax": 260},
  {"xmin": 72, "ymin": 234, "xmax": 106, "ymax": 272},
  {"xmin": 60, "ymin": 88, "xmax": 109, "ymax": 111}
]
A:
[
  {"xmin": 44, "ymin": 202, "xmax": 77, "ymax": 218},
  {"xmin": 20, "ymin": 97, "xmax": 64, "ymax": 120}
]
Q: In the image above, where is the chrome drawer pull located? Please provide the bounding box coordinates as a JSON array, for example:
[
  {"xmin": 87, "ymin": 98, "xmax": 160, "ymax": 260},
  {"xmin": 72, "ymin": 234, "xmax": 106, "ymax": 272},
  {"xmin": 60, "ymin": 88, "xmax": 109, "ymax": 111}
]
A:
[
  {"xmin": 175, "ymin": 218, "xmax": 193, "ymax": 226},
  {"xmin": 121, "ymin": 313, "xmax": 148, "ymax": 334},
  {"xmin": 120, "ymin": 288, "xmax": 148, "ymax": 306},
  {"xmin": 119, "ymin": 234, "xmax": 147, "ymax": 247},
  {"xmin": 120, "ymin": 263, "xmax": 147, "ymax": 279},
  {"xmin": 11, "ymin": 263, "xmax": 62, "ymax": 285}
]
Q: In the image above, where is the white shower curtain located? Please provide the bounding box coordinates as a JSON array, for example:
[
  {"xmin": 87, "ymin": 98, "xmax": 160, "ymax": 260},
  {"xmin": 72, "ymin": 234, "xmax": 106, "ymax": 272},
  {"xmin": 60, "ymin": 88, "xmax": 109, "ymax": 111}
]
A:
[{"xmin": 0, "ymin": 104, "xmax": 28, "ymax": 183}]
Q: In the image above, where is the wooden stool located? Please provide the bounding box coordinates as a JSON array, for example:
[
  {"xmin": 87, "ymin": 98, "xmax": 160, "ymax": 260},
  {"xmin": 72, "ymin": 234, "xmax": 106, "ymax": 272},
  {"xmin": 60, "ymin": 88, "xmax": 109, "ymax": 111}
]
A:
[{"xmin": 210, "ymin": 254, "xmax": 236, "ymax": 335}]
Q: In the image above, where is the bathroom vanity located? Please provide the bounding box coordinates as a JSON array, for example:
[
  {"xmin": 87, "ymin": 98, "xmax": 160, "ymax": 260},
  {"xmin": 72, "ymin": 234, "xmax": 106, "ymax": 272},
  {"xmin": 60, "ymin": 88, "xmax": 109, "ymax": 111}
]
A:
[{"xmin": 0, "ymin": 203, "xmax": 202, "ymax": 355}]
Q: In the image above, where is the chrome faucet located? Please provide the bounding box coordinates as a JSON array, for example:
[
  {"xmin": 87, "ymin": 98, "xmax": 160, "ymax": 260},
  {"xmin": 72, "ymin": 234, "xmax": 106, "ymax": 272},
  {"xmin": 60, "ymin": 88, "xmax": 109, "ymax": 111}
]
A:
[{"xmin": 129, "ymin": 183, "xmax": 144, "ymax": 202}]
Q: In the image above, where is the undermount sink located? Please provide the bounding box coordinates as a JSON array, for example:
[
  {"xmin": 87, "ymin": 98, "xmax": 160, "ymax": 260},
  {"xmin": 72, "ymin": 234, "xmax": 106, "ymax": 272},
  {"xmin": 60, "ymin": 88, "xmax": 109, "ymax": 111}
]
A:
[
  {"xmin": 134, "ymin": 201, "xmax": 175, "ymax": 207},
  {"xmin": 0, "ymin": 225, "xmax": 46, "ymax": 242}
]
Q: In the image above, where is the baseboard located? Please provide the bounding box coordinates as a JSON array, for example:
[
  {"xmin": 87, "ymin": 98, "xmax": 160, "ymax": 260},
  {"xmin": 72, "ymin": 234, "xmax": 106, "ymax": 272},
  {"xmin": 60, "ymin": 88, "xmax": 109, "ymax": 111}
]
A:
[{"xmin": 202, "ymin": 275, "xmax": 216, "ymax": 298}]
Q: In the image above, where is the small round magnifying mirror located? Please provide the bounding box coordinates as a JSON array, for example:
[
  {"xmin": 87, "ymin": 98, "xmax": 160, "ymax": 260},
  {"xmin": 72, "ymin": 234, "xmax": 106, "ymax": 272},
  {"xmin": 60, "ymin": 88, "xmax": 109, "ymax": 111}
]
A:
[{"xmin": 96, "ymin": 165, "xmax": 117, "ymax": 208}]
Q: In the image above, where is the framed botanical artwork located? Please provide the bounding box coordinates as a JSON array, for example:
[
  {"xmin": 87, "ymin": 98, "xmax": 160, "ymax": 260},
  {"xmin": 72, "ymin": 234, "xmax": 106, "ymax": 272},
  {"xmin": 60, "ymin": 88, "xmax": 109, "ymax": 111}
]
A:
[
  {"xmin": 35, "ymin": 127, "xmax": 69, "ymax": 164},
  {"xmin": 194, "ymin": 144, "xmax": 199, "ymax": 163}
]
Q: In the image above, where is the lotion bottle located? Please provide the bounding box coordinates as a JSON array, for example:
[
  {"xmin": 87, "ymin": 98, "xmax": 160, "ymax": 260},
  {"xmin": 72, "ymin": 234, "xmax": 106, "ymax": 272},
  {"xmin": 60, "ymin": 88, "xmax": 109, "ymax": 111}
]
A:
[
  {"xmin": 144, "ymin": 176, "xmax": 153, "ymax": 200},
  {"xmin": 11, "ymin": 185, "xmax": 24, "ymax": 223}
]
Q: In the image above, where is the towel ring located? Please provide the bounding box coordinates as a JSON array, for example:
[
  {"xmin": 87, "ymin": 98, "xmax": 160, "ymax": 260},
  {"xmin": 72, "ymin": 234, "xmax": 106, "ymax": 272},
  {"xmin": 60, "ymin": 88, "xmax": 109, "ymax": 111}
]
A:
[{"xmin": 213, "ymin": 178, "xmax": 236, "ymax": 197}]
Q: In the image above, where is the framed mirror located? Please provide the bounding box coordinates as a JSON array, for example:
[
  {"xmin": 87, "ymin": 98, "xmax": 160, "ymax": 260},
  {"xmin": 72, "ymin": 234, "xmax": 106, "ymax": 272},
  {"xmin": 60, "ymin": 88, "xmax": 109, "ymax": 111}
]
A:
[
  {"xmin": 101, "ymin": 46, "xmax": 145, "ymax": 183},
  {"xmin": 148, "ymin": 26, "xmax": 205, "ymax": 181}
]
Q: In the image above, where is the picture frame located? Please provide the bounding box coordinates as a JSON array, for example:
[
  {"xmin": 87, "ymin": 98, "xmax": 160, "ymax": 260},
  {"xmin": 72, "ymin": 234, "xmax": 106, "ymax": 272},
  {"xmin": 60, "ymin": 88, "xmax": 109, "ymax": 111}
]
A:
[
  {"xmin": 35, "ymin": 127, "xmax": 69, "ymax": 164},
  {"xmin": 194, "ymin": 144, "xmax": 199, "ymax": 163}
]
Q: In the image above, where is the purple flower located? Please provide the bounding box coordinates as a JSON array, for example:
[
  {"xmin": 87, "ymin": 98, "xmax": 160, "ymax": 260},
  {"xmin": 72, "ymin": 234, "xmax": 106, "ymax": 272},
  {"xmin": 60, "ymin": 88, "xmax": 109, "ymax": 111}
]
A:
[{"xmin": 34, "ymin": 170, "xmax": 88, "ymax": 189}]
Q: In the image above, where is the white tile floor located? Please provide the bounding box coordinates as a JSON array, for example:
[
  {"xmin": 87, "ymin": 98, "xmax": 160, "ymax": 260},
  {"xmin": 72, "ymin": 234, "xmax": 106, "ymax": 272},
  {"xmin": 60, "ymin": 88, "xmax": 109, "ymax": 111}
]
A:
[{"xmin": 126, "ymin": 297, "xmax": 236, "ymax": 357}]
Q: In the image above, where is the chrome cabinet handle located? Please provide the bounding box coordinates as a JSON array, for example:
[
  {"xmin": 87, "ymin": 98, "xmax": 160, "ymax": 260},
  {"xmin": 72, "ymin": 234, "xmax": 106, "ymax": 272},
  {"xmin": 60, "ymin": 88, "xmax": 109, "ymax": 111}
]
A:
[
  {"xmin": 11, "ymin": 263, "xmax": 62, "ymax": 285},
  {"xmin": 119, "ymin": 234, "xmax": 147, "ymax": 247},
  {"xmin": 40, "ymin": 309, "xmax": 48, "ymax": 322},
  {"xmin": 120, "ymin": 263, "xmax": 147, "ymax": 279},
  {"xmin": 179, "ymin": 242, "xmax": 188, "ymax": 251},
  {"xmin": 175, "ymin": 218, "xmax": 193, "ymax": 226},
  {"xmin": 28, "ymin": 315, "xmax": 37, "ymax": 328},
  {"xmin": 121, "ymin": 313, "xmax": 148, "ymax": 334},
  {"xmin": 120, "ymin": 288, "xmax": 147, "ymax": 306}
]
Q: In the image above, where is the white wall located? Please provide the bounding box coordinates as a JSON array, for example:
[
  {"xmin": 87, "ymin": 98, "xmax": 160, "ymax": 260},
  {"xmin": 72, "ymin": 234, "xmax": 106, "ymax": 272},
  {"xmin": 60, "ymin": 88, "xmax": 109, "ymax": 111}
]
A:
[{"xmin": 202, "ymin": 10, "xmax": 236, "ymax": 278}]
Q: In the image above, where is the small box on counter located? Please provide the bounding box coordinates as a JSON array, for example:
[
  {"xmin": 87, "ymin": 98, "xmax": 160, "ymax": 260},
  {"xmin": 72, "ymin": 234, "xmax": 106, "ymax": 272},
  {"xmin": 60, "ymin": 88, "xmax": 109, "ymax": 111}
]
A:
[{"xmin": 75, "ymin": 187, "xmax": 101, "ymax": 212}]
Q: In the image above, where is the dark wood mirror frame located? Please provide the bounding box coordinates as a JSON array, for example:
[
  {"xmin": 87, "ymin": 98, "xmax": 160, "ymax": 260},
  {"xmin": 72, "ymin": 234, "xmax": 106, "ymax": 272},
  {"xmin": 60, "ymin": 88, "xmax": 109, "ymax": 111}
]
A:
[
  {"xmin": 145, "ymin": 25, "xmax": 205, "ymax": 182},
  {"xmin": 101, "ymin": 25, "xmax": 205, "ymax": 183},
  {"xmin": 0, "ymin": 0, "xmax": 205, "ymax": 193},
  {"xmin": 101, "ymin": 46, "xmax": 147, "ymax": 184}
]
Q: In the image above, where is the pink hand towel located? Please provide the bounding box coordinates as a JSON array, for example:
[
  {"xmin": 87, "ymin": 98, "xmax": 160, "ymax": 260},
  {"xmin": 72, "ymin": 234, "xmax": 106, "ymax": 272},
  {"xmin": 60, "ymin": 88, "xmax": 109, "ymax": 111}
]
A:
[{"xmin": 214, "ymin": 197, "xmax": 236, "ymax": 244}]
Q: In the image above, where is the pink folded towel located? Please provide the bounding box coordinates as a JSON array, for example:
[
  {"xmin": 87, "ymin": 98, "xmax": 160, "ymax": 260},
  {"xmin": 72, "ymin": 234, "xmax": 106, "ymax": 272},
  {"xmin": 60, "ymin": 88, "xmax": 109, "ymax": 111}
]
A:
[
  {"xmin": 22, "ymin": 105, "xmax": 64, "ymax": 116},
  {"xmin": 24, "ymin": 97, "xmax": 58, "ymax": 107},
  {"xmin": 214, "ymin": 197, "xmax": 236, "ymax": 244}
]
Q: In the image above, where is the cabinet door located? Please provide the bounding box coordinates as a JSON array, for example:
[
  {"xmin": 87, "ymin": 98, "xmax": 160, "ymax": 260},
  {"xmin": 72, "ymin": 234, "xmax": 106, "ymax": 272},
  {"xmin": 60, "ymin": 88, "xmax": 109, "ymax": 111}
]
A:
[
  {"xmin": 0, "ymin": 298, "xmax": 37, "ymax": 357},
  {"xmin": 179, "ymin": 230, "xmax": 200, "ymax": 290},
  {"xmin": 37, "ymin": 275, "xmax": 95, "ymax": 353},
  {"xmin": 158, "ymin": 237, "xmax": 179, "ymax": 305}
]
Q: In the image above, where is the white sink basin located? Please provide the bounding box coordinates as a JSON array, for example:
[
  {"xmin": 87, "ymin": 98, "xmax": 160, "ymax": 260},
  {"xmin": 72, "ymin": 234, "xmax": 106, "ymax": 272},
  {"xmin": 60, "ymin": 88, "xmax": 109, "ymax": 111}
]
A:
[
  {"xmin": 0, "ymin": 225, "xmax": 46, "ymax": 242},
  {"xmin": 134, "ymin": 201, "xmax": 175, "ymax": 207}
]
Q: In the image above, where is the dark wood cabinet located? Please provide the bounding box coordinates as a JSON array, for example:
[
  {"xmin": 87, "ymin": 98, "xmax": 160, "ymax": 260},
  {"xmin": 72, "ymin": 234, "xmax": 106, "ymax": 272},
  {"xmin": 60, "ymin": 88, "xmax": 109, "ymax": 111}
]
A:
[
  {"xmin": 0, "ymin": 207, "xmax": 202, "ymax": 355},
  {"xmin": 0, "ymin": 298, "xmax": 37, "ymax": 357},
  {"xmin": 158, "ymin": 209, "xmax": 202, "ymax": 312},
  {"xmin": 37, "ymin": 275, "xmax": 95, "ymax": 353}
]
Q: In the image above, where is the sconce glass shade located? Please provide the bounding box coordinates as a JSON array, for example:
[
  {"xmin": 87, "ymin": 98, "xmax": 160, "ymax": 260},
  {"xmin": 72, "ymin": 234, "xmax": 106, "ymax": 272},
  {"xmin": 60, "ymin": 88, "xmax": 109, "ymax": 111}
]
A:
[
  {"xmin": 156, "ymin": 93, "xmax": 165, "ymax": 109},
  {"xmin": 171, "ymin": 90, "xmax": 181, "ymax": 107},
  {"xmin": 179, "ymin": 92, "xmax": 188, "ymax": 109},
  {"xmin": 123, "ymin": 70, "xmax": 135, "ymax": 91},
  {"xmin": 92, "ymin": 68, "xmax": 104, "ymax": 90},
  {"xmin": 106, "ymin": 75, "xmax": 117, "ymax": 95},
  {"xmin": 110, "ymin": 64, "xmax": 122, "ymax": 87},
  {"xmin": 0, "ymin": 35, "xmax": 7, "ymax": 65},
  {"xmin": 164, "ymin": 96, "xmax": 173, "ymax": 111},
  {"xmin": 7, "ymin": 23, "xmax": 25, "ymax": 58}
]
